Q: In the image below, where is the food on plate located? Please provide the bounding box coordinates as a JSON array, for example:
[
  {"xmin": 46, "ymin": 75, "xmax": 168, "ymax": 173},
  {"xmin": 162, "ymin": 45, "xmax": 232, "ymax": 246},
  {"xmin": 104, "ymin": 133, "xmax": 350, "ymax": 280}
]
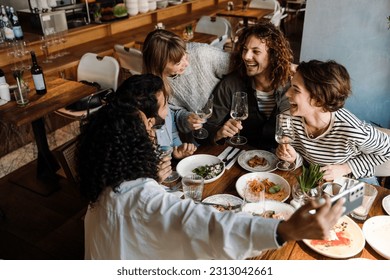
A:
[
  {"xmin": 247, "ymin": 155, "xmax": 268, "ymax": 167},
  {"xmin": 192, "ymin": 162, "xmax": 224, "ymax": 180},
  {"xmin": 310, "ymin": 221, "xmax": 351, "ymax": 247},
  {"xmin": 260, "ymin": 210, "xmax": 285, "ymax": 219},
  {"xmin": 247, "ymin": 178, "xmax": 286, "ymax": 201},
  {"xmin": 213, "ymin": 204, "xmax": 236, "ymax": 212}
]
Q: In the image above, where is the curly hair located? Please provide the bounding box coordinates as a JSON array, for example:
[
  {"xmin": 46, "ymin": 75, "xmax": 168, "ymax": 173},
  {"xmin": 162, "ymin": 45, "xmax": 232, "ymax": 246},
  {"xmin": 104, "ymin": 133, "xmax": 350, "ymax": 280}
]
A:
[
  {"xmin": 77, "ymin": 74, "xmax": 163, "ymax": 203},
  {"xmin": 142, "ymin": 29, "xmax": 187, "ymax": 95},
  {"xmin": 231, "ymin": 20, "xmax": 293, "ymax": 89},
  {"xmin": 297, "ymin": 60, "xmax": 351, "ymax": 112}
]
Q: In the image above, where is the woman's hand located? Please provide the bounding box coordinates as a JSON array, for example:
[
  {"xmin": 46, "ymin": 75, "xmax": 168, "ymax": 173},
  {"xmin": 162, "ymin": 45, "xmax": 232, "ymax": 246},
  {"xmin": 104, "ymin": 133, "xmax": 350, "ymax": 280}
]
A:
[
  {"xmin": 173, "ymin": 143, "xmax": 197, "ymax": 159},
  {"xmin": 187, "ymin": 113, "xmax": 204, "ymax": 131},
  {"xmin": 277, "ymin": 196, "xmax": 345, "ymax": 242},
  {"xmin": 157, "ymin": 156, "xmax": 172, "ymax": 183},
  {"xmin": 320, "ymin": 163, "xmax": 352, "ymax": 181},
  {"xmin": 276, "ymin": 143, "xmax": 297, "ymax": 163},
  {"xmin": 215, "ymin": 119, "xmax": 242, "ymax": 142}
]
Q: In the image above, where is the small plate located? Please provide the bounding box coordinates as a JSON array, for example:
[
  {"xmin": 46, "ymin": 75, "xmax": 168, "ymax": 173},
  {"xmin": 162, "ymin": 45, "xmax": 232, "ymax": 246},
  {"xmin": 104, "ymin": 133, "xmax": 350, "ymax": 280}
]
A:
[
  {"xmin": 382, "ymin": 195, "xmax": 390, "ymax": 215},
  {"xmin": 242, "ymin": 200, "xmax": 295, "ymax": 219},
  {"xmin": 202, "ymin": 194, "xmax": 243, "ymax": 212},
  {"xmin": 168, "ymin": 0, "xmax": 183, "ymax": 6},
  {"xmin": 238, "ymin": 150, "xmax": 278, "ymax": 172},
  {"xmin": 363, "ymin": 215, "xmax": 390, "ymax": 259},
  {"xmin": 303, "ymin": 215, "xmax": 365, "ymax": 259},
  {"xmin": 176, "ymin": 154, "xmax": 225, "ymax": 184},
  {"xmin": 235, "ymin": 172, "xmax": 290, "ymax": 202}
]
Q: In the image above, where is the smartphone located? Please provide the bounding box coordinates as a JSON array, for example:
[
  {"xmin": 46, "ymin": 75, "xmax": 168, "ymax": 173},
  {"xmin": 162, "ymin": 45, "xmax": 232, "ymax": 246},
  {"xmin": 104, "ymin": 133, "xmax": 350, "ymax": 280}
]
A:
[{"xmin": 330, "ymin": 182, "xmax": 365, "ymax": 216}]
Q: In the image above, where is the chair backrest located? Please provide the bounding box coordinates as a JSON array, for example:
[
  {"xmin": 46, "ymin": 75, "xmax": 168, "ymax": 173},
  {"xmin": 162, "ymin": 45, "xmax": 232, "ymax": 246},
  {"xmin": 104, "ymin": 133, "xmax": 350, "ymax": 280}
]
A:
[
  {"xmin": 114, "ymin": 44, "xmax": 143, "ymax": 75},
  {"xmin": 249, "ymin": 0, "xmax": 279, "ymax": 13},
  {"xmin": 195, "ymin": 16, "xmax": 232, "ymax": 38},
  {"xmin": 77, "ymin": 52, "xmax": 120, "ymax": 91},
  {"xmin": 209, "ymin": 34, "xmax": 228, "ymax": 50},
  {"xmin": 270, "ymin": 7, "xmax": 287, "ymax": 27},
  {"xmin": 374, "ymin": 127, "xmax": 390, "ymax": 177}
]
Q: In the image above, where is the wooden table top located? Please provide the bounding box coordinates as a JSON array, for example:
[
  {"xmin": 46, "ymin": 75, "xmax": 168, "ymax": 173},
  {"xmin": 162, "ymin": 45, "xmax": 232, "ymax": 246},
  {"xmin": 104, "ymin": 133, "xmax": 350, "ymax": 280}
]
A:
[
  {"xmin": 216, "ymin": 6, "xmax": 273, "ymax": 21},
  {"xmin": 0, "ymin": 77, "xmax": 96, "ymax": 126},
  {"xmin": 194, "ymin": 143, "xmax": 390, "ymax": 260}
]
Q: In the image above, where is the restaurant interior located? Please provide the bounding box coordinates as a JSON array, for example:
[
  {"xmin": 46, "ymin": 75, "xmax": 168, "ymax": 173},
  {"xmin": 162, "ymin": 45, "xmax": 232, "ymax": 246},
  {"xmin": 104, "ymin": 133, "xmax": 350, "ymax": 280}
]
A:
[{"xmin": 0, "ymin": 0, "xmax": 389, "ymax": 260}]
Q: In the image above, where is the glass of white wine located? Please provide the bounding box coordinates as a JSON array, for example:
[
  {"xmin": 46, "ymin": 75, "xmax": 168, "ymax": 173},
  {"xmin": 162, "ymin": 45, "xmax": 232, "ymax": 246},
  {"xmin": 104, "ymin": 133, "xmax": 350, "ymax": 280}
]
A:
[
  {"xmin": 192, "ymin": 94, "xmax": 213, "ymax": 139},
  {"xmin": 275, "ymin": 113, "xmax": 295, "ymax": 171},
  {"xmin": 228, "ymin": 91, "xmax": 248, "ymax": 145}
]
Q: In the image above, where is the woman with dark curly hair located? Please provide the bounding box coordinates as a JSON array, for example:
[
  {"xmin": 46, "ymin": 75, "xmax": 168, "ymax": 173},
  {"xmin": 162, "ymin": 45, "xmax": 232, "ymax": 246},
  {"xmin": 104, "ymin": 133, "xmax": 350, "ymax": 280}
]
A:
[
  {"xmin": 78, "ymin": 74, "xmax": 345, "ymax": 260},
  {"xmin": 276, "ymin": 60, "xmax": 390, "ymax": 184},
  {"xmin": 202, "ymin": 20, "xmax": 294, "ymax": 149}
]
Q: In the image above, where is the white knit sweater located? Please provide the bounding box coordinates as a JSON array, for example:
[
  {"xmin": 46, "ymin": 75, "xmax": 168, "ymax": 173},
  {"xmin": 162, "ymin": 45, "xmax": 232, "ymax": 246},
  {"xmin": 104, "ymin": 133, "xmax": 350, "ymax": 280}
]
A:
[{"xmin": 168, "ymin": 42, "xmax": 231, "ymax": 133}]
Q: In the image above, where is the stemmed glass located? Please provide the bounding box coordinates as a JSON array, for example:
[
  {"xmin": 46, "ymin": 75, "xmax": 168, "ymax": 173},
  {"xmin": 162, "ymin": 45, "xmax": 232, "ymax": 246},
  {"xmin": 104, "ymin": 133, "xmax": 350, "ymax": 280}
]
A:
[
  {"xmin": 275, "ymin": 113, "xmax": 295, "ymax": 171},
  {"xmin": 154, "ymin": 124, "xmax": 179, "ymax": 183},
  {"xmin": 40, "ymin": 36, "xmax": 52, "ymax": 63},
  {"xmin": 228, "ymin": 91, "xmax": 248, "ymax": 145},
  {"xmin": 192, "ymin": 94, "xmax": 213, "ymax": 139}
]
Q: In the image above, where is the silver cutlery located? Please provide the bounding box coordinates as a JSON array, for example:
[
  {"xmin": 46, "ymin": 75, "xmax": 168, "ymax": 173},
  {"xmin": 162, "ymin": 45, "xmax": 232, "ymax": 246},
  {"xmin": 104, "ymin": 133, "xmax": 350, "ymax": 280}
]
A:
[
  {"xmin": 226, "ymin": 150, "xmax": 245, "ymax": 170},
  {"xmin": 217, "ymin": 146, "xmax": 233, "ymax": 160},
  {"xmin": 200, "ymin": 202, "xmax": 242, "ymax": 210},
  {"xmin": 223, "ymin": 147, "xmax": 240, "ymax": 163}
]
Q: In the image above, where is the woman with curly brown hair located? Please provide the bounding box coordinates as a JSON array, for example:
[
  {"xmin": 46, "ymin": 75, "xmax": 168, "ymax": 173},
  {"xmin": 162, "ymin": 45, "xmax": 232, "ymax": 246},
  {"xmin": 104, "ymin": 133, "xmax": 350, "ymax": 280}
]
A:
[
  {"xmin": 203, "ymin": 20, "xmax": 294, "ymax": 149},
  {"xmin": 276, "ymin": 60, "xmax": 390, "ymax": 184}
]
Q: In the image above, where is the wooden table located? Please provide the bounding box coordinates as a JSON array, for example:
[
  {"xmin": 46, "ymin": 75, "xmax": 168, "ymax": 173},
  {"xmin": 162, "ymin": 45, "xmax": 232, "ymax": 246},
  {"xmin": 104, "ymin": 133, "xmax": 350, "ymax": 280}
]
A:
[
  {"xmin": 216, "ymin": 5, "xmax": 273, "ymax": 27},
  {"xmin": 195, "ymin": 143, "xmax": 390, "ymax": 260},
  {"xmin": 0, "ymin": 77, "xmax": 96, "ymax": 196}
]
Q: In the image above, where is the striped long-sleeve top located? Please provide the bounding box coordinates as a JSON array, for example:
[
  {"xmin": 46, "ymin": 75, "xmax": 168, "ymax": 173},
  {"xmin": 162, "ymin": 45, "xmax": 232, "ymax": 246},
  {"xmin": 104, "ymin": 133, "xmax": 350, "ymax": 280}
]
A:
[{"xmin": 290, "ymin": 108, "xmax": 390, "ymax": 179}]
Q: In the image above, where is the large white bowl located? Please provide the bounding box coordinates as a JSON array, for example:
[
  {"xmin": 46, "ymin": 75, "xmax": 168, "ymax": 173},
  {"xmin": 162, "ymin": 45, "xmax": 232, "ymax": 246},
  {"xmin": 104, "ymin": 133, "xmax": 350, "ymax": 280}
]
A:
[
  {"xmin": 235, "ymin": 172, "xmax": 291, "ymax": 202},
  {"xmin": 176, "ymin": 154, "xmax": 225, "ymax": 184},
  {"xmin": 242, "ymin": 200, "xmax": 295, "ymax": 219}
]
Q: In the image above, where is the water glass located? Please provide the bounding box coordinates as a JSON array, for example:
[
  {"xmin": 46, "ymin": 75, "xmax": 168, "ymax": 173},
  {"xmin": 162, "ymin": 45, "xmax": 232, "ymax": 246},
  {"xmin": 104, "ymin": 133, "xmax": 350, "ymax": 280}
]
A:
[
  {"xmin": 241, "ymin": 184, "xmax": 265, "ymax": 215},
  {"xmin": 182, "ymin": 174, "xmax": 204, "ymax": 202},
  {"xmin": 350, "ymin": 183, "xmax": 378, "ymax": 221}
]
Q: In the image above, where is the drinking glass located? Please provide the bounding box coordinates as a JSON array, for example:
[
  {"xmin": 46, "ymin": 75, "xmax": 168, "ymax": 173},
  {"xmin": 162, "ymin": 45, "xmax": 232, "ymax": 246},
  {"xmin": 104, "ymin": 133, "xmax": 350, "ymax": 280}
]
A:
[
  {"xmin": 228, "ymin": 91, "xmax": 248, "ymax": 145},
  {"xmin": 182, "ymin": 174, "xmax": 204, "ymax": 202},
  {"xmin": 275, "ymin": 113, "xmax": 295, "ymax": 171},
  {"xmin": 154, "ymin": 124, "xmax": 179, "ymax": 183},
  {"xmin": 192, "ymin": 94, "xmax": 213, "ymax": 139},
  {"xmin": 40, "ymin": 36, "xmax": 52, "ymax": 63}
]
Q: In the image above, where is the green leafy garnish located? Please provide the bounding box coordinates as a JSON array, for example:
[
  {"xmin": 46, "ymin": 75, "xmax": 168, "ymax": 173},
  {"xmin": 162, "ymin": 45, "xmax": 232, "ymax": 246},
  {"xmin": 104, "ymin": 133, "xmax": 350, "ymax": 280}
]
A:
[
  {"xmin": 268, "ymin": 185, "xmax": 281, "ymax": 194},
  {"xmin": 192, "ymin": 163, "xmax": 224, "ymax": 180}
]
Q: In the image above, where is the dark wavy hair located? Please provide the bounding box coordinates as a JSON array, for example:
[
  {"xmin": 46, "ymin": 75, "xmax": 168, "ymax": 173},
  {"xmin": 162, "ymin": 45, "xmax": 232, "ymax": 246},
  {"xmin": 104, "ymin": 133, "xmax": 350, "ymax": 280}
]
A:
[
  {"xmin": 77, "ymin": 74, "xmax": 164, "ymax": 203},
  {"xmin": 297, "ymin": 60, "xmax": 351, "ymax": 112},
  {"xmin": 231, "ymin": 19, "xmax": 293, "ymax": 89}
]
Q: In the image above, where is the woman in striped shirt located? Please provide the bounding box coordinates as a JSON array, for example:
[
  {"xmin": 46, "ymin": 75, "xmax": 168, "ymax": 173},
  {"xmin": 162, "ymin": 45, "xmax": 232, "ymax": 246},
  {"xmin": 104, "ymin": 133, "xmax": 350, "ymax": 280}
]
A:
[{"xmin": 276, "ymin": 60, "xmax": 390, "ymax": 184}]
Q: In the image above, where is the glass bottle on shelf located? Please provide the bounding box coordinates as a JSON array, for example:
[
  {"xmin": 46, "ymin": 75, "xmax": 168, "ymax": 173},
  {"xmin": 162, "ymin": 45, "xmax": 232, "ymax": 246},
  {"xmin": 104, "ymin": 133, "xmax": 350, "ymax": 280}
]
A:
[
  {"xmin": 30, "ymin": 51, "xmax": 47, "ymax": 95},
  {"xmin": 10, "ymin": 7, "xmax": 23, "ymax": 40},
  {"xmin": 1, "ymin": 6, "xmax": 15, "ymax": 41}
]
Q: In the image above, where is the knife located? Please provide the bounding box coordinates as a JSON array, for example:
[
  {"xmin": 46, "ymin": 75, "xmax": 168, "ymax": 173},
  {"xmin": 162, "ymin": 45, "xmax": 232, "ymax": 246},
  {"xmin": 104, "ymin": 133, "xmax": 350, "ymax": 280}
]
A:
[
  {"xmin": 226, "ymin": 150, "xmax": 245, "ymax": 170},
  {"xmin": 224, "ymin": 148, "xmax": 240, "ymax": 163},
  {"xmin": 200, "ymin": 202, "xmax": 242, "ymax": 210}
]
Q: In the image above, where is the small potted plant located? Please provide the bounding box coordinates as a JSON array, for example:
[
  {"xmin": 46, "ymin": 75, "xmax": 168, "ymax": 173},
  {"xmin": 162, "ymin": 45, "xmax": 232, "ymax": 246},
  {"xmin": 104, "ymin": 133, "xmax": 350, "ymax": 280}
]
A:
[{"xmin": 291, "ymin": 164, "xmax": 325, "ymax": 207}]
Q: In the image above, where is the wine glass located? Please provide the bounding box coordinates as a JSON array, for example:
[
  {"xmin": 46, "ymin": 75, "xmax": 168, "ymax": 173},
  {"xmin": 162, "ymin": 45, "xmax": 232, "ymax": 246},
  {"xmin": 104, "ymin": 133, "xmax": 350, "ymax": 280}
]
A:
[
  {"xmin": 192, "ymin": 94, "xmax": 213, "ymax": 139},
  {"xmin": 241, "ymin": 184, "xmax": 265, "ymax": 216},
  {"xmin": 40, "ymin": 36, "xmax": 52, "ymax": 63},
  {"xmin": 154, "ymin": 124, "xmax": 179, "ymax": 183},
  {"xmin": 275, "ymin": 113, "xmax": 295, "ymax": 171},
  {"xmin": 228, "ymin": 91, "xmax": 248, "ymax": 145}
]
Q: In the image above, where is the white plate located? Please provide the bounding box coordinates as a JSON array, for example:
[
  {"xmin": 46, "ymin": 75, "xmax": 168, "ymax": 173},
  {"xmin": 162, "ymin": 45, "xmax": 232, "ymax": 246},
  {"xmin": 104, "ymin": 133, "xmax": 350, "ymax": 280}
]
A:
[
  {"xmin": 202, "ymin": 194, "xmax": 243, "ymax": 212},
  {"xmin": 238, "ymin": 150, "xmax": 278, "ymax": 172},
  {"xmin": 168, "ymin": 0, "xmax": 183, "ymax": 5},
  {"xmin": 382, "ymin": 195, "xmax": 390, "ymax": 215},
  {"xmin": 363, "ymin": 215, "xmax": 390, "ymax": 259},
  {"xmin": 242, "ymin": 200, "xmax": 295, "ymax": 219},
  {"xmin": 235, "ymin": 172, "xmax": 290, "ymax": 202},
  {"xmin": 303, "ymin": 215, "xmax": 365, "ymax": 259},
  {"xmin": 176, "ymin": 154, "xmax": 225, "ymax": 184}
]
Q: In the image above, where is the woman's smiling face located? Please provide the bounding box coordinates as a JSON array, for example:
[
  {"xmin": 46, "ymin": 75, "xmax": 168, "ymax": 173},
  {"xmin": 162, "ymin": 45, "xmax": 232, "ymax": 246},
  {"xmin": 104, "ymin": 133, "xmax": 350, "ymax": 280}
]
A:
[
  {"xmin": 286, "ymin": 71, "xmax": 318, "ymax": 117},
  {"xmin": 163, "ymin": 52, "xmax": 189, "ymax": 78}
]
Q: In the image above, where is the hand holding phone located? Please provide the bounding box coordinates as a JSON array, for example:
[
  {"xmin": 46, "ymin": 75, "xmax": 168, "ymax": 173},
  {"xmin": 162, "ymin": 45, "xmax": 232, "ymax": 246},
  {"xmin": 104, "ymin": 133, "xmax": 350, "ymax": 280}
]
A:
[{"xmin": 330, "ymin": 182, "xmax": 365, "ymax": 216}]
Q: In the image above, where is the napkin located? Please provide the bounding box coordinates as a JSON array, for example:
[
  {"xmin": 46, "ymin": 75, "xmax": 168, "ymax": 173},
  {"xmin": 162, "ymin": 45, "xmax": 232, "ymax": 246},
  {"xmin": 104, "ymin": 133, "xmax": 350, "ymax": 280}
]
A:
[
  {"xmin": 217, "ymin": 146, "xmax": 233, "ymax": 160},
  {"xmin": 226, "ymin": 150, "xmax": 245, "ymax": 170}
]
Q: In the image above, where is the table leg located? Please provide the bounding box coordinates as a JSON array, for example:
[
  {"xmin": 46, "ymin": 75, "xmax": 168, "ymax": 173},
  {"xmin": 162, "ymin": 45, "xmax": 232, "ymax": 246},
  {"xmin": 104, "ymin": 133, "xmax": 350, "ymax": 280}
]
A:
[{"xmin": 11, "ymin": 118, "xmax": 61, "ymax": 196}]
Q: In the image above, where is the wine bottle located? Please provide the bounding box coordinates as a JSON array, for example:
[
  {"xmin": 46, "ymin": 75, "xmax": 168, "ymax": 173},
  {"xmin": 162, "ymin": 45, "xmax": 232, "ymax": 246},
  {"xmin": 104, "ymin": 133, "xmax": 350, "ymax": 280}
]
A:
[
  {"xmin": 10, "ymin": 7, "xmax": 23, "ymax": 40},
  {"xmin": 1, "ymin": 6, "xmax": 15, "ymax": 41},
  {"xmin": 30, "ymin": 51, "xmax": 47, "ymax": 95}
]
